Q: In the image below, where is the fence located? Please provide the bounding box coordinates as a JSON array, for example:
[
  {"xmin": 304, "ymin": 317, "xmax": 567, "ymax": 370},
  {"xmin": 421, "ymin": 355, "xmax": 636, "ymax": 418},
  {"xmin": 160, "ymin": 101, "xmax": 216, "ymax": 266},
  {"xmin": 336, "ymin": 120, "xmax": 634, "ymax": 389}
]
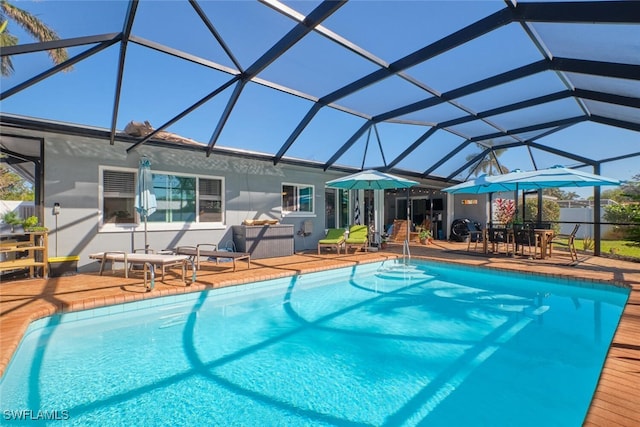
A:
[
  {"xmin": 0, "ymin": 201, "xmax": 35, "ymax": 221},
  {"xmin": 559, "ymin": 207, "xmax": 615, "ymax": 239}
]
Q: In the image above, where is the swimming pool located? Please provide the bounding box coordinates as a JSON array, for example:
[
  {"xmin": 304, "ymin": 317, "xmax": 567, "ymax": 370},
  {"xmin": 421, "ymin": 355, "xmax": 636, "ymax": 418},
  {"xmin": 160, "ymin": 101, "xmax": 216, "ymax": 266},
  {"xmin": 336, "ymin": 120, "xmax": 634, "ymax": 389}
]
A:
[{"xmin": 0, "ymin": 260, "xmax": 629, "ymax": 426}]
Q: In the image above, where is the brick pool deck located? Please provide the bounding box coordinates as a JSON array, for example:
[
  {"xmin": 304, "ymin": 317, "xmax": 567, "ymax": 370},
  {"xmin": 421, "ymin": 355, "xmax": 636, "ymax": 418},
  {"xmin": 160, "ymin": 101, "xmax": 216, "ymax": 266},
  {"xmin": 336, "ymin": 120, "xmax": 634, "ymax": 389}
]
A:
[{"xmin": 1, "ymin": 241, "xmax": 638, "ymax": 425}]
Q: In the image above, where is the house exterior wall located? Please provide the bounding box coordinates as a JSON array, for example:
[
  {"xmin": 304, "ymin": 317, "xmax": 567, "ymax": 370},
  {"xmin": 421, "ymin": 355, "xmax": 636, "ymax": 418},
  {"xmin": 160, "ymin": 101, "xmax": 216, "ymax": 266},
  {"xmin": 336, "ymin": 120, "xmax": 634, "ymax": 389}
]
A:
[
  {"xmin": 450, "ymin": 194, "xmax": 489, "ymax": 226},
  {"xmin": 40, "ymin": 132, "xmax": 346, "ymax": 271}
]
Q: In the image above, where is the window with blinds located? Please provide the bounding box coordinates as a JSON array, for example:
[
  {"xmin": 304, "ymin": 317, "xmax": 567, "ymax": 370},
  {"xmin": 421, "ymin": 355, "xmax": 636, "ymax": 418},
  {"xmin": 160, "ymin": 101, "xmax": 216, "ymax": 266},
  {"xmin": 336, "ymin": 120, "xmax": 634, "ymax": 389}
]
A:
[
  {"xmin": 103, "ymin": 170, "xmax": 136, "ymax": 224},
  {"xmin": 199, "ymin": 178, "xmax": 223, "ymax": 222},
  {"xmin": 101, "ymin": 168, "xmax": 224, "ymax": 226}
]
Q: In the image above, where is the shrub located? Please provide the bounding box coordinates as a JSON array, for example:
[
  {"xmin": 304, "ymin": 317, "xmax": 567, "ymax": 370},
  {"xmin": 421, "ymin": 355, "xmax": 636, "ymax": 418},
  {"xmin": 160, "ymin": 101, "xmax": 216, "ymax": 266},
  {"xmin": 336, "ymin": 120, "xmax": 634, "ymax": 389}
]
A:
[
  {"xmin": 2, "ymin": 211, "xmax": 22, "ymax": 226},
  {"xmin": 22, "ymin": 215, "xmax": 39, "ymax": 228},
  {"xmin": 494, "ymin": 198, "xmax": 516, "ymax": 225},
  {"xmin": 523, "ymin": 199, "xmax": 560, "ymax": 233},
  {"xmin": 604, "ymin": 203, "xmax": 640, "ymax": 245}
]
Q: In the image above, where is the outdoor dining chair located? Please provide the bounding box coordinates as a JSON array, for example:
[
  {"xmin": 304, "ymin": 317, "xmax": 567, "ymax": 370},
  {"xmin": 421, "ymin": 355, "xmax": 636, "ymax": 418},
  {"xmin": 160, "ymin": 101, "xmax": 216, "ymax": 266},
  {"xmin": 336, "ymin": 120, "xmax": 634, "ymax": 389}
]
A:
[
  {"xmin": 548, "ymin": 223, "xmax": 581, "ymax": 262},
  {"xmin": 513, "ymin": 223, "xmax": 536, "ymax": 257},
  {"xmin": 487, "ymin": 225, "xmax": 514, "ymax": 255}
]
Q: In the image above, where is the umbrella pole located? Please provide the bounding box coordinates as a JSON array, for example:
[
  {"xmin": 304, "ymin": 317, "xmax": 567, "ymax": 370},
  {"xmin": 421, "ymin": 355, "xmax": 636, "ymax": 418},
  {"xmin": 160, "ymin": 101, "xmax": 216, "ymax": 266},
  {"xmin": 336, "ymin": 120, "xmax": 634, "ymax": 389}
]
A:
[
  {"xmin": 406, "ymin": 188, "xmax": 410, "ymax": 236},
  {"xmin": 514, "ymin": 183, "xmax": 519, "ymax": 222},
  {"xmin": 489, "ymin": 192, "xmax": 493, "ymax": 226},
  {"xmin": 403, "ymin": 188, "xmax": 411, "ymax": 263},
  {"xmin": 144, "ymin": 214, "xmax": 149, "ymax": 254},
  {"xmin": 522, "ymin": 189, "xmax": 526, "ymax": 223}
]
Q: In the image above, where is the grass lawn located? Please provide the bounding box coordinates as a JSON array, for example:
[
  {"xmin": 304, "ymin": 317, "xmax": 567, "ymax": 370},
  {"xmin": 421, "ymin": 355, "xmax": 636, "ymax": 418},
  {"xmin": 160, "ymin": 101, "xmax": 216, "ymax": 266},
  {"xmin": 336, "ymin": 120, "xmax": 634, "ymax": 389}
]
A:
[{"xmin": 553, "ymin": 238, "xmax": 640, "ymax": 260}]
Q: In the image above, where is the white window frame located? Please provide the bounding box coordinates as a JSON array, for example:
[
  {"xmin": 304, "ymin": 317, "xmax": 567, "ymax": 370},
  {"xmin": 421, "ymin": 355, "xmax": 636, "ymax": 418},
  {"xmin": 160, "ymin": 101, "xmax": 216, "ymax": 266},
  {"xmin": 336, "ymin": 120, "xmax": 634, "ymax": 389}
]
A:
[
  {"xmin": 324, "ymin": 187, "xmax": 350, "ymax": 229},
  {"xmin": 281, "ymin": 182, "xmax": 315, "ymax": 218},
  {"xmin": 98, "ymin": 165, "xmax": 226, "ymax": 232}
]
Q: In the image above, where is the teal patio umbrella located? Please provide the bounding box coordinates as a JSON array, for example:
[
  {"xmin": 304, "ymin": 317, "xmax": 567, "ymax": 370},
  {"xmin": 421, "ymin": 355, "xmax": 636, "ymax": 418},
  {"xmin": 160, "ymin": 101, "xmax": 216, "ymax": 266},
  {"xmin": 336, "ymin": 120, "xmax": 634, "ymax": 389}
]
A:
[
  {"xmin": 488, "ymin": 165, "xmax": 621, "ymax": 190},
  {"xmin": 444, "ymin": 165, "xmax": 621, "ymax": 222},
  {"xmin": 135, "ymin": 157, "xmax": 157, "ymax": 253},
  {"xmin": 444, "ymin": 166, "xmax": 620, "ymax": 194},
  {"xmin": 441, "ymin": 173, "xmax": 512, "ymax": 195},
  {"xmin": 327, "ymin": 170, "xmax": 418, "ymax": 252},
  {"xmin": 325, "ymin": 169, "xmax": 418, "ymax": 190}
]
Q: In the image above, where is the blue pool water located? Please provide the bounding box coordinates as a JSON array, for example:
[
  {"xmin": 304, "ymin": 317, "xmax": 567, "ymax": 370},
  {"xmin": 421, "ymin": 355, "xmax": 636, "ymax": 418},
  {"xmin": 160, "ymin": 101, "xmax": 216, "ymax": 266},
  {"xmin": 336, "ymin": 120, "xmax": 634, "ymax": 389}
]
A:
[{"xmin": 0, "ymin": 260, "xmax": 629, "ymax": 426}]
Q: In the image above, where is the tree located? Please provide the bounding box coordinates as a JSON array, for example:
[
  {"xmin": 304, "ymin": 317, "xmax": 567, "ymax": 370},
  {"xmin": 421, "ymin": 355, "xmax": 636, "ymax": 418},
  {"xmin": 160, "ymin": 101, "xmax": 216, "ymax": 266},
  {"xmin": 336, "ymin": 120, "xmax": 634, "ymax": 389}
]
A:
[
  {"xmin": 603, "ymin": 173, "xmax": 640, "ymax": 245},
  {"xmin": 0, "ymin": 0, "xmax": 70, "ymax": 76},
  {"xmin": 0, "ymin": 164, "xmax": 34, "ymax": 200},
  {"xmin": 543, "ymin": 188, "xmax": 579, "ymax": 200},
  {"xmin": 604, "ymin": 200, "xmax": 640, "ymax": 245},
  {"xmin": 621, "ymin": 173, "xmax": 640, "ymax": 197},
  {"xmin": 465, "ymin": 140, "xmax": 509, "ymax": 177},
  {"xmin": 600, "ymin": 188, "xmax": 629, "ymax": 203},
  {"xmin": 589, "ymin": 173, "xmax": 640, "ymax": 203},
  {"xmin": 523, "ymin": 198, "xmax": 560, "ymax": 233}
]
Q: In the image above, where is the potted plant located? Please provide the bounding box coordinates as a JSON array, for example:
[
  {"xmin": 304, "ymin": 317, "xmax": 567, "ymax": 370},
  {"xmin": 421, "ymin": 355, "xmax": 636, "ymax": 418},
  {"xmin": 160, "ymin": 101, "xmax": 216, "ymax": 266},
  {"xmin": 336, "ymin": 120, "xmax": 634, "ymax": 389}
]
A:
[
  {"xmin": 380, "ymin": 236, "xmax": 388, "ymax": 249},
  {"xmin": 2, "ymin": 211, "xmax": 23, "ymax": 233},
  {"xmin": 418, "ymin": 228, "xmax": 432, "ymax": 245},
  {"xmin": 22, "ymin": 215, "xmax": 38, "ymax": 229},
  {"xmin": 22, "ymin": 215, "xmax": 48, "ymax": 232}
]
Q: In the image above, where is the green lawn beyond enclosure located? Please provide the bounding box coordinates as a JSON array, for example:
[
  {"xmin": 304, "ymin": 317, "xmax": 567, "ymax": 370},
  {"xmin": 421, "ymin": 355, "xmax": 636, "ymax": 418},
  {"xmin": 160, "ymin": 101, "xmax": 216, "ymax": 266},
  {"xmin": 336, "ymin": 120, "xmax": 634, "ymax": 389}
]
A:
[{"xmin": 553, "ymin": 238, "xmax": 640, "ymax": 261}]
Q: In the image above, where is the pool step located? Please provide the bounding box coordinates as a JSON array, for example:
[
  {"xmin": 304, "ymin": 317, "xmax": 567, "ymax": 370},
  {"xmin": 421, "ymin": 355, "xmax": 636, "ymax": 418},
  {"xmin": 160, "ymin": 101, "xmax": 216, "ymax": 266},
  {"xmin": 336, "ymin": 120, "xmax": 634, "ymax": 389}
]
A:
[
  {"xmin": 375, "ymin": 265, "xmax": 434, "ymax": 280},
  {"xmin": 158, "ymin": 312, "xmax": 189, "ymax": 329}
]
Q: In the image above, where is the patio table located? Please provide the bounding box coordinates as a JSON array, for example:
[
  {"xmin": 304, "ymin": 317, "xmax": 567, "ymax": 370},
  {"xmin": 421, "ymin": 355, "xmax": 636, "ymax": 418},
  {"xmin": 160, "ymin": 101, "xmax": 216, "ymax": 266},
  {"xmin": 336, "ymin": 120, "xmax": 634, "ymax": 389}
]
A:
[{"xmin": 534, "ymin": 229, "xmax": 555, "ymax": 259}]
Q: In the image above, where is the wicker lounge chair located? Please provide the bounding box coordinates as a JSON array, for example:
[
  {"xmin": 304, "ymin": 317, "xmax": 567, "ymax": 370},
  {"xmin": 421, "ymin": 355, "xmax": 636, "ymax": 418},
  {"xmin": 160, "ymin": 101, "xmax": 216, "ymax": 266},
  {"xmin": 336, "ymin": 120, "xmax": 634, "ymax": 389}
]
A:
[
  {"xmin": 345, "ymin": 225, "xmax": 369, "ymax": 253},
  {"xmin": 317, "ymin": 228, "xmax": 345, "ymax": 255}
]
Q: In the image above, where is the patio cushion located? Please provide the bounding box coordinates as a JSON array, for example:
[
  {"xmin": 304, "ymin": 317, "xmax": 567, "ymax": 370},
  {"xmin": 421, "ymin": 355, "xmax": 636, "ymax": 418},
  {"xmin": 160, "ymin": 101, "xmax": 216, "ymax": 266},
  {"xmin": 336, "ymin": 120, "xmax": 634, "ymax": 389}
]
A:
[
  {"xmin": 319, "ymin": 228, "xmax": 345, "ymax": 244},
  {"xmin": 318, "ymin": 228, "xmax": 346, "ymax": 255},
  {"xmin": 346, "ymin": 225, "xmax": 368, "ymax": 243},
  {"xmin": 344, "ymin": 225, "xmax": 369, "ymax": 253}
]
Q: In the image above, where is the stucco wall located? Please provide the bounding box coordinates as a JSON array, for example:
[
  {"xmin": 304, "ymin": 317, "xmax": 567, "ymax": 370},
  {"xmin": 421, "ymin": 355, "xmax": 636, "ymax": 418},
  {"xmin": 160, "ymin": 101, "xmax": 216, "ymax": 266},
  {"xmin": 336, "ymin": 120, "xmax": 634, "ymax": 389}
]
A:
[
  {"xmin": 41, "ymin": 133, "xmax": 346, "ymax": 271},
  {"xmin": 451, "ymin": 194, "xmax": 489, "ymax": 226}
]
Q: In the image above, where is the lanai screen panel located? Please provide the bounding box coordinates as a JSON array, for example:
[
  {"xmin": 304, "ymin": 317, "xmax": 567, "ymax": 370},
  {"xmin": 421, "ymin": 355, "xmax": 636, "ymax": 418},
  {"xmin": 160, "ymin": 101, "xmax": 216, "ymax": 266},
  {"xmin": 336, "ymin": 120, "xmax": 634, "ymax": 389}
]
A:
[{"xmin": 0, "ymin": 1, "xmax": 638, "ymax": 182}]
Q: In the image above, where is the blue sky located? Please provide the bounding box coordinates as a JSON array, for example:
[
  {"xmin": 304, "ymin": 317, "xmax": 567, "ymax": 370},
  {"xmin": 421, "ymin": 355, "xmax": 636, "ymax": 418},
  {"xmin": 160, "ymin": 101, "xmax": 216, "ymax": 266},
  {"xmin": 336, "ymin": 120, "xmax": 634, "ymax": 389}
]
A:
[{"xmin": 1, "ymin": 0, "xmax": 638, "ymax": 197}]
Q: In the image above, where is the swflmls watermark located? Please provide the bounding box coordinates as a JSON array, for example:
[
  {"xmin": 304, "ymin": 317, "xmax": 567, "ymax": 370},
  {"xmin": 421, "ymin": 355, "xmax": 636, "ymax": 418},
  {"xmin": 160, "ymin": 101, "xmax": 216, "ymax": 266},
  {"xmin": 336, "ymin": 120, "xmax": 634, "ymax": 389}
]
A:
[{"xmin": 3, "ymin": 409, "xmax": 70, "ymax": 421}]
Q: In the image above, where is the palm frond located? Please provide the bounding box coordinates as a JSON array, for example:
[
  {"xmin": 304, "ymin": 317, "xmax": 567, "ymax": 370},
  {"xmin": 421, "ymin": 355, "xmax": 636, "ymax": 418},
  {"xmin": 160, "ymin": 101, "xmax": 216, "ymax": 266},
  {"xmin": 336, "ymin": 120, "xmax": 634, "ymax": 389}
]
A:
[
  {"xmin": 1, "ymin": 1, "xmax": 70, "ymax": 70},
  {"xmin": 0, "ymin": 29, "xmax": 17, "ymax": 76}
]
